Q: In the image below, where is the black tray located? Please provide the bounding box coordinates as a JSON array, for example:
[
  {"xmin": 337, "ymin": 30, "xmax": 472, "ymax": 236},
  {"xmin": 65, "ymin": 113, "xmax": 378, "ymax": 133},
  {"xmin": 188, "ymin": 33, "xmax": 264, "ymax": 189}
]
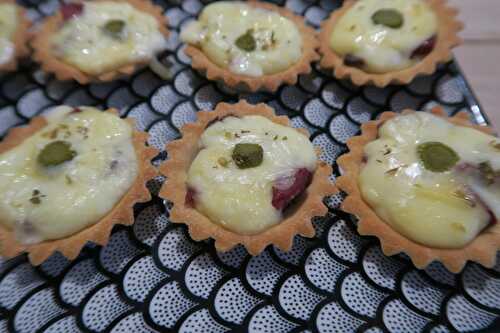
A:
[{"xmin": 0, "ymin": 1, "xmax": 499, "ymax": 332}]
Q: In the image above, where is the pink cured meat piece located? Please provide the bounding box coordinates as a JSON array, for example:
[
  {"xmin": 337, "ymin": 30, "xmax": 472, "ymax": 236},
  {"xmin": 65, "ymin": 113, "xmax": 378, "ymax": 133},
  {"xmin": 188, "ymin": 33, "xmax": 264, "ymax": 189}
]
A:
[
  {"xmin": 272, "ymin": 168, "xmax": 312, "ymax": 210},
  {"xmin": 61, "ymin": 3, "xmax": 83, "ymax": 21},
  {"xmin": 411, "ymin": 35, "xmax": 436, "ymax": 59},
  {"xmin": 185, "ymin": 187, "xmax": 196, "ymax": 208},
  {"xmin": 185, "ymin": 169, "xmax": 313, "ymax": 212}
]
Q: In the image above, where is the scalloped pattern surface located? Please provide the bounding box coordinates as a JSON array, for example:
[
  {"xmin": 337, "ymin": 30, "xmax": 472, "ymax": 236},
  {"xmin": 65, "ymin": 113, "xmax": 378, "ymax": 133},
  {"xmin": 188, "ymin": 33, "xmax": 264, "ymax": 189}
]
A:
[{"xmin": 0, "ymin": 0, "xmax": 498, "ymax": 332}]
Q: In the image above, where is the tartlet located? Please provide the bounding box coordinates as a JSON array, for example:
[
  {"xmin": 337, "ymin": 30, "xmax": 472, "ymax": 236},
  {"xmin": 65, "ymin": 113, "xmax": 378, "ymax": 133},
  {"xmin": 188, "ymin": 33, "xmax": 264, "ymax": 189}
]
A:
[
  {"xmin": 159, "ymin": 101, "xmax": 335, "ymax": 255},
  {"xmin": 318, "ymin": 0, "xmax": 463, "ymax": 87},
  {"xmin": 32, "ymin": 0, "xmax": 169, "ymax": 84},
  {"xmin": 337, "ymin": 107, "xmax": 500, "ymax": 272},
  {"xmin": 0, "ymin": 0, "xmax": 30, "ymax": 72},
  {"xmin": 0, "ymin": 106, "xmax": 157, "ymax": 265},
  {"xmin": 180, "ymin": 1, "xmax": 319, "ymax": 92}
]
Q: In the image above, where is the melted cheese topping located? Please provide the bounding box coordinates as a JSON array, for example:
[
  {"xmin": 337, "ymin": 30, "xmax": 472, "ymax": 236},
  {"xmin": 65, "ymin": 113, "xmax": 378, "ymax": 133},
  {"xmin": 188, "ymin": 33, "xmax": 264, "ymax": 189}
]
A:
[
  {"xmin": 0, "ymin": 106, "xmax": 138, "ymax": 244},
  {"xmin": 0, "ymin": 3, "xmax": 18, "ymax": 65},
  {"xmin": 330, "ymin": 0, "xmax": 438, "ymax": 73},
  {"xmin": 180, "ymin": 1, "xmax": 302, "ymax": 77},
  {"xmin": 187, "ymin": 116, "xmax": 316, "ymax": 235},
  {"xmin": 360, "ymin": 113, "xmax": 500, "ymax": 248},
  {"xmin": 51, "ymin": 2, "xmax": 166, "ymax": 75}
]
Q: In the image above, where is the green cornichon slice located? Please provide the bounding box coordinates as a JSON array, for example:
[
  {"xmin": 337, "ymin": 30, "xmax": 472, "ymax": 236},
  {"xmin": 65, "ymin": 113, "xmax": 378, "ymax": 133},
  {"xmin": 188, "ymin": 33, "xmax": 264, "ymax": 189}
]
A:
[
  {"xmin": 103, "ymin": 19, "xmax": 126, "ymax": 40},
  {"xmin": 417, "ymin": 142, "xmax": 459, "ymax": 172},
  {"xmin": 38, "ymin": 140, "xmax": 76, "ymax": 167},
  {"xmin": 372, "ymin": 9, "xmax": 404, "ymax": 29},
  {"xmin": 232, "ymin": 143, "xmax": 263, "ymax": 169},
  {"xmin": 235, "ymin": 30, "xmax": 256, "ymax": 52}
]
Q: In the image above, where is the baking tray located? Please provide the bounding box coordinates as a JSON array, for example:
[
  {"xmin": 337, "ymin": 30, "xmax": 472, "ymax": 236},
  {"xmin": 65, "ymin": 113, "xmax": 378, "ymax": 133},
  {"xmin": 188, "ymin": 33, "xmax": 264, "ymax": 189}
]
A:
[{"xmin": 0, "ymin": 0, "xmax": 499, "ymax": 332}]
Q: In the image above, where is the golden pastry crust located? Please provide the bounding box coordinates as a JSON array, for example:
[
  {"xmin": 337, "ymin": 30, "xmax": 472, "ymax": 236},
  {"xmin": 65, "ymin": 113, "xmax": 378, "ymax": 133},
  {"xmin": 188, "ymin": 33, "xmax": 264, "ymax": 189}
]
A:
[
  {"xmin": 159, "ymin": 100, "xmax": 336, "ymax": 255},
  {"xmin": 0, "ymin": 108, "xmax": 158, "ymax": 265},
  {"xmin": 336, "ymin": 107, "xmax": 498, "ymax": 273},
  {"xmin": 318, "ymin": 0, "xmax": 463, "ymax": 87},
  {"xmin": 183, "ymin": 1, "xmax": 320, "ymax": 92},
  {"xmin": 0, "ymin": 0, "xmax": 31, "ymax": 72},
  {"xmin": 31, "ymin": 0, "xmax": 169, "ymax": 84}
]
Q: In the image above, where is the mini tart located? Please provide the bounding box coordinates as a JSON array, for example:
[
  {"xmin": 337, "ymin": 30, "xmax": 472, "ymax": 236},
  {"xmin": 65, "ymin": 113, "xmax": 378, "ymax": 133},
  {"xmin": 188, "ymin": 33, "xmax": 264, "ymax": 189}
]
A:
[
  {"xmin": 0, "ymin": 0, "xmax": 30, "ymax": 72},
  {"xmin": 0, "ymin": 107, "xmax": 157, "ymax": 265},
  {"xmin": 318, "ymin": 0, "xmax": 463, "ymax": 87},
  {"xmin": 337, "ymin": 107, "xmax": 499, "ymax": 273},
  {"xmin": 159, "ymin": 101, "xmax": 335, "ymax": 255},
  {"xmin": 181, "ymin": 1, "xmax": 319, "ymax": 92},
  {"xmin": 31, "ymin": 0, "xmax": 169, "ymax": 84}
]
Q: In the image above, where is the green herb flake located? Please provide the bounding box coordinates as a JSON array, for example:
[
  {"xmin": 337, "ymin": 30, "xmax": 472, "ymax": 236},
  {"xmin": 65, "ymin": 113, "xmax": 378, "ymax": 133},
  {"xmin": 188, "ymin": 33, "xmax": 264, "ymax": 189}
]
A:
[
  {"xmin": 282, "ymin": 136, "xmax": 288, "ymax": 141},
  {"xmin": 224, "ymin": 131, "xmax": 232, "ymax": 139},
  {"xmin": 29, "ymin": 189, "xmax": 46, "ymax": 205},
  {"xmin": 417, "ymin": 142, "xmax": 459, "ymax": 173},
  {"xmin": 273, "ymin": 135, "xmax": 278, "ymax": 141},
  {"xmin": 385, "ymin": 164, "xmax": 407, "ymax": 177},
  {"xmin": 30, "ymin": 197, "xmax": 41, "ymax": 205},
  {"xmin": 218, "ymin": 157, "xmax": 229, "ymax": 168},
  {"xmin": 235, "ymin": 29, "xmax": 256, "ymax": 52},
  {"xmin": 65, "ymin": 175, "xmax": 73, "ymax": 185},
  {"xmin": 385, "ymin": 167, "xmax": 400, "ymax": 176}
]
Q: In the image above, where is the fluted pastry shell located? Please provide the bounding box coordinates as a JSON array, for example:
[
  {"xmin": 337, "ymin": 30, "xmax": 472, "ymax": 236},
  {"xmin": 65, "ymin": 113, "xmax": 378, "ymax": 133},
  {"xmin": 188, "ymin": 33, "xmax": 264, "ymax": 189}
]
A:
[
  {"xmin": 318, "ymin": 0, "xmax": 463, "ymax": 87},
  {"xmin": 336, "ymin": 107, "xmax": 498, "ymax": 273},
  {"xmin": 159, "ymin": 100, "xmax": 336, "ymax": 255},
  {"xmin": 183, "ymin": 1, "xmax": 320, "ymax": 92},
  {"xmin": 31, "ymin": 0, "xmax": 169, "ymax": 84},
  {"xmin": 0, "ymin": 108, "xmax": 158, "ymax": 265},
  {"xmin": 0, "ymin": 0, "xmax": 31, "ymax": 72}
]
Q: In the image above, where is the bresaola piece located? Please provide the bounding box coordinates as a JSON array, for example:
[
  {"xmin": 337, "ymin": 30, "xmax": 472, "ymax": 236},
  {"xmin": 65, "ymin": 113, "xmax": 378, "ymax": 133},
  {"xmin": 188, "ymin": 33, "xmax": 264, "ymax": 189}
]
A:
[
  {"xmin": 343, "ymin": 35, "xmax": 436, "ymax": 70},
  {"xmin": 455, "ymin": 162, "xmax": 500, "ymax": 223},
  {"xmin": 411, "ymin": 35, "xmax": 436, "ymax": 59},
  {"xmin": 185, "ymin": 169, "xmax": 313, "ymax": 212},
  {"xmin": 272, "ymin": 168, "xmax": 312, "ymax": 210},
  {"xmin": 60, "ymin": 3, "xmax": 83, "ymax": 21},
  {"xmin": 185, "ymin": 187, "xmax": 196, "ymax": 208},
  {"xmin": 343, "ymin": 54, "xmax": 365, "ymax": 68}
]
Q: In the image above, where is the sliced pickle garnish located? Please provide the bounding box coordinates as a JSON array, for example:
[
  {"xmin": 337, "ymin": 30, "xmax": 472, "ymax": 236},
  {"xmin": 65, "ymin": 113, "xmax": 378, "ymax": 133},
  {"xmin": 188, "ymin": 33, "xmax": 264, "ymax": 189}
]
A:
[
  {"xmin": 38, "ymin": 140, "xmax": 76, "ymax": 167},
  {"xmin": 417, "ymin": 141, "xmax": 459, "ymax": 172},
  {"xmin": 232, "ymin": 143, "xmax": 263, "ymax": 169},
  {"xmin": 371, "ymin": 9, "xmax": 404, "ymax": 29},
  {"xmin": 103, "ymin": 19, "xmax": 126, "ymax": 40},
  {"xmin": 235, "ymin": 29, "xmax": 256, "ymax": 52}
]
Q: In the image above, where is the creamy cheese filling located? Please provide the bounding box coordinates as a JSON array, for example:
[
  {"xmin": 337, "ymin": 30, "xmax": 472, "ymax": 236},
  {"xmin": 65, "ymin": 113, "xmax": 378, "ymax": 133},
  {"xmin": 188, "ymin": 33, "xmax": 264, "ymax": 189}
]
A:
[
  {"xmin": 180, "ymin": 1, "xmax": 303, "ymax": 77},
  {"xmin": 0, "ymin": 3, "xmax": 18, "ymax": 65},
  {"xmin": 50, "ymin": 1, "xmax": 167, "ymax": 75},
  {"xmin": 330, "ymin": 0, "xmax": 438, "ymax": 73},
  {"xmin": 0, "ymin": 106, "xmax": 138, "ymax": 244},
  {"xmin": 187, "ymin": 115, "xmax": 317, "ymax": 235},
  {"xmin": 359, "ymin": 112, "xmax": 500, "ymax": 248}
]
